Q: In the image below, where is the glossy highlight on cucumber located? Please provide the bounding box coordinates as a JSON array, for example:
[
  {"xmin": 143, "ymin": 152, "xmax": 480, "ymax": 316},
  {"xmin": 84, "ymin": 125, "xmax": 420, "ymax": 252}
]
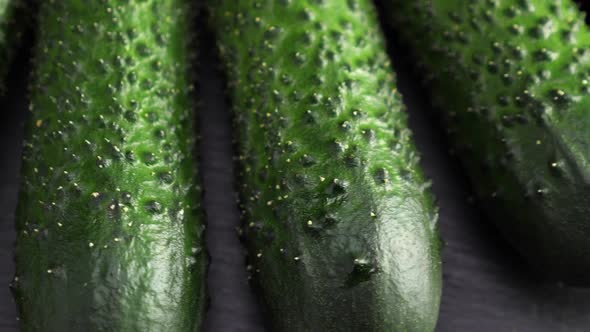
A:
[
  {"xmin": 13, "ymin": 1, "xmax": 205, "ymax": 330},
  {"xmin": 381, "ymin": 0, "xmax": 590, "ymax": 284},
  {"xmin": 209, "ymin": 0, "xmax": 442, "ymax": 330}
]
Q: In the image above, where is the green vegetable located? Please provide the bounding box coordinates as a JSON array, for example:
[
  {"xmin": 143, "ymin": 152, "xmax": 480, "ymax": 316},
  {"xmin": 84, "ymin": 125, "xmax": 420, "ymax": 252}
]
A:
[
  {"xmin": 0, "ymin": 0, "xmax": 31, "ymax": 94},
  {"xmin": 13, "ymin": 1, "xmax": 205, "ymax": 330},
  {"xmin": 381, "ymin": 0, "xmax": 590, "ymax": 284},
  {"xmin": 209, "ymin": 1, "xmax": 442, "ymax": 330}
]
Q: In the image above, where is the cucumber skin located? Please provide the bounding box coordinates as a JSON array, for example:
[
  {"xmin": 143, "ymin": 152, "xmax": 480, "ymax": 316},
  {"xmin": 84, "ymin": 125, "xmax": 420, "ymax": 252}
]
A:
[
  {"xmin": 210, "ymin": 1, "xmax": 442, "ymax": 331},
  {"xmin": 0, "ymin": 0, "xmax": 31, "ymax": 94},
  {"xmin": 14, "ymin": 1, "xmax": 205, "ymax": 331},
  {"xmin": 382, "ymin": 0, "xmax": 590, "ymax": 284}
]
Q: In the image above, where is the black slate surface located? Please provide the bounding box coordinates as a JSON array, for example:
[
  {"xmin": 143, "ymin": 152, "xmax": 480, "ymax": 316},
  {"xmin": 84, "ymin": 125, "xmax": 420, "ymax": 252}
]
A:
[{"xmin": 2, "ymin": 11, "xmax": 590, "ymax": 332}]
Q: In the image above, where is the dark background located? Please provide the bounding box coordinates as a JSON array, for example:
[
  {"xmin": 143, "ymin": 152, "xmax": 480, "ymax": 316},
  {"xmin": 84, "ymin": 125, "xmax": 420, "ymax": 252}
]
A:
[{"xmin": 3, "ymin": 6, "xmax": 590, "ymax": 332}]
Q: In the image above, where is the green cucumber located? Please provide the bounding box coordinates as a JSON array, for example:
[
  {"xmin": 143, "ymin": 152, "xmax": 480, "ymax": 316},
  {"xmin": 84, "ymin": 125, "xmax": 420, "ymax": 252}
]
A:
[
  {"xmin": 209, "ymin": 1, "xmax": 442, "ymax": 330},
  {"xmin": 381, "ymin": 0, "xmax": 590, "ymax": 283},
  {"xmin": 13, "ymin": 1, "xmax": 205, "ymax": 330},
  {"xmin": 0, "ymin": 0, "xmax": 31, "ymax": 94}
]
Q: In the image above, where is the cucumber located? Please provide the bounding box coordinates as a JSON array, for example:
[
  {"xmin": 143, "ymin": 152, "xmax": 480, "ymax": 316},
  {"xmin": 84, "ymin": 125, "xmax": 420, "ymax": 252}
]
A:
[
  {"xmin": 209, "ymin": 1, "xmax": 442, "ymax": 330},
  {"xmin": 381, "ymin": 0, "xmax": 590, "ymax": 284},
  {"xmin": 13, "ymin": 1, "xmax": 205, "ymax": 330},
  {"xmin": 0, "ymin": 0, "xmax": 31, "ymax": 94}
]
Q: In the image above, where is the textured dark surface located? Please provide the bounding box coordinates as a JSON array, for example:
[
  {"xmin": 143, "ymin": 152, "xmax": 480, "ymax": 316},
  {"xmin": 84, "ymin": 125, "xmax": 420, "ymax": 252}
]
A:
[
  {"xmin": 0, "ymin": 0, "xmax": 31, "ymax": 95},
  {"xmin": 2, "ymin": 10, "xmax": 590, "ymax": 332}
]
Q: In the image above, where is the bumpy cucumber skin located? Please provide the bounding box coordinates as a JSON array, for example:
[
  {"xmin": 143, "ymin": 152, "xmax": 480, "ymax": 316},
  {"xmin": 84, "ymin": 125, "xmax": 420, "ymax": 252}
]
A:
[
  {"xmin": 210, "ymin": 1, "xmax": 442, "ymax": 331},
  {"xmin": 382, "ymin": 0, "xmax": 590, "ymax": 284},
  {"xmin": 14, "ymin": 1, "xmax": 205, "ymax": 331},
  {"xmin": 0, "ymin": 0, "xmax": 30, "ymax": 94}
]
